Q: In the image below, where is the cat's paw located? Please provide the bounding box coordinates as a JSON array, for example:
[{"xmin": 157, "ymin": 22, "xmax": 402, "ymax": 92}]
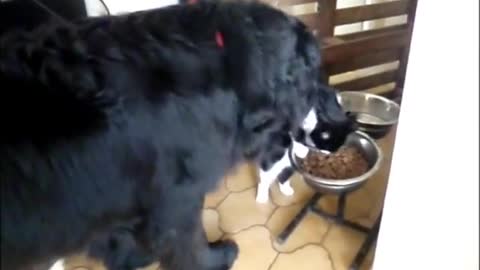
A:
[
  {"xmin": 256, "ymin": 194, "xmax": 269, "ymax": 203},
  {"xmin": 279, "ymin": 182, "xmax": 294, "ymax": 196},
  {"xmin": 255, "ymin": 192, "xmax": 269, "ymax": 203}
]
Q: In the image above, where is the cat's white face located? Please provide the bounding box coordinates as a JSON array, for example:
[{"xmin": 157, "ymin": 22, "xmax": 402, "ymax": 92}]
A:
[{"xmin": 301, "ymin": 107, "xmax": 318, "ymax": 133}]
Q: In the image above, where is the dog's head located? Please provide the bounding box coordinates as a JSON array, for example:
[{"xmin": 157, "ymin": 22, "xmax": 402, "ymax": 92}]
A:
[{"xmin": 212, "ymin": 2, "xmax": 323, "ymax": 161}]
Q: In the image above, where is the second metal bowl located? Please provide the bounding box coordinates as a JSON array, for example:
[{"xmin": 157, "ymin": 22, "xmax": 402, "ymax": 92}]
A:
[{"xmin": 337, "ymin": 91, "xmax": 400, "ymax": 139}]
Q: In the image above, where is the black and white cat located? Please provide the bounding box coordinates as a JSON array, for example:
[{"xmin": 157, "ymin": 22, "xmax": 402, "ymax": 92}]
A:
[{"xmin": 256, "ymin": 89, "xmax": 355, "ymax": 203}]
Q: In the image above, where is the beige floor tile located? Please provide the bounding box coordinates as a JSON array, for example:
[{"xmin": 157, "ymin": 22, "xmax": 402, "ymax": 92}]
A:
[
  {"xmin": 270, "ymin": 245, "xmax": 333, "ymax": 270},
  {"xmin": 377, "ymin": 126, "xmax": 397, "ymax": 151},
  {"xmin": 227, "ymin": 226, "xmax": 278, "ymax": 270},
  {"xmin": 266, "ymin": 204, "xmax": 305, "ymax": 236},
  {"xmin": 364, "ymin": 128, "xmax": 396, "ymax": 200},
  {"xmin": 202, "ymin": 209, "xmax": 224, "ymax": 242},
  {"xmin": 315, "ymin": 188, "xmax": 373, "ymax": 221},
  {"xmin": 204, "ymin": 179, "xmax": 230, "ymax": 208},
  {"xmin": 344, "ymin": 188, "xmax": 374, "ymax": 220},
  {"xmin": 64, "ymin": 254, "xmax": 161, "ymax": 270},
  {"xmin": 323, "ymin": 225, "xmax": 367, "ymax": 270},
  {"xmin": 64, "ymin": 254, "xmax": 105, "ymax": 270},
  {"xmin": 217, "ymin": 189, "xmax": 276, "ymax": 233},
  {"xmin": 363, "ymin": 163, "xmax": 390, "ymax": 203},
  {"xmin": 368, "ymin": 199, "xmax": 384, "ymax": 222},
  {"xmin": 270, "ymin": 174, "xmax": 315, "ymax": 206},
  {"xmin": 225, "ymin": 163, "xmax": 258, "ymax": 192},
  {"xmin": 139, "ymin": 263, "xmax": 161, "ymax": 270},
  {"xmin": 267, "ymin": 204, "xmax": 330, "ymax": 253},
  {"xmin": 316, "ymin": 194, "xmax": 339, "ymax": 216}
]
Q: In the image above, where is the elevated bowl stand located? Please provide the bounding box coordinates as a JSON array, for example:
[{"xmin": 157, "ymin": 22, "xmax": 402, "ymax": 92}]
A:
[{"xmin": 276, "ymin": 181, "xmax": 383, "ymax": 270}]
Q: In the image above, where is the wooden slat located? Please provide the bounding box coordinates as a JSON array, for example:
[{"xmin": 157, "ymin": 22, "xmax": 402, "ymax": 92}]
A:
[
  {"xmin": 321, "ymin": 36, "xmax": 345, "ymax": 47},
  {"xmin": 332, "ymin": 70, "xmax": 398, "ymax": 91},
  {"xmin": 317, "ymin": 0, "xmax": 337, "ymax": 36},
  {"xmin": 297, "ymin": 12, "xmax": 331, "ymax": 36},
  {"xmin": 338, "ymin": 24, "xmax": 408, "ymax": 41},
  {"xmin": 277, "ymin": 0, "xmax": 316, "ymax": 6},
  {"xmin": 335, "ymin": 0, "xmax": 410, "ymax": 25},
  {"xmin": 322, "ymin": 28, "xmax": 410, "ymax": 64},
  {"xmin": 324, "ymin": 47, "xmax": 402, "ymax": 75}
]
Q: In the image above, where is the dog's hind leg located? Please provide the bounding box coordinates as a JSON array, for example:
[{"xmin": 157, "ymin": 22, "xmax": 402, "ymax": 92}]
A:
[
  {"xmin": 88, "ymin": 226, "xmax": 155, "ymax": 270},
  {"xmin": 141, "ymin": 195, "xmax": 238, "ymax": 270}
]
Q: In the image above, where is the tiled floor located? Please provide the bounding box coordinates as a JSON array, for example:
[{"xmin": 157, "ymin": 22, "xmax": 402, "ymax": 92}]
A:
[{"xmin": 64, "ymin": 129, "xmax": 396, "ymax": 270}]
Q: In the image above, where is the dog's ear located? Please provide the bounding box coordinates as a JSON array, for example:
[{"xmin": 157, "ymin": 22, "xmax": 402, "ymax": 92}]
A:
[{"xmin": 316, "ymin": 85, "xmax": 348, "ymax": 123}]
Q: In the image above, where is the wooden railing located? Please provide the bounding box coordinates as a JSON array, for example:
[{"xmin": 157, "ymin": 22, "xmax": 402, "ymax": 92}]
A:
[{"xmin": 262, "ymin": 0, "xmax": 418, "ymax": 103}]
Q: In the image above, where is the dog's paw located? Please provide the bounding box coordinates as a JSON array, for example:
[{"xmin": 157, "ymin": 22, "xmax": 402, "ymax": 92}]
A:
[
  {"xmin": 208, "ymin": 240, "xmax": 239, "ymax": 270},
  {"xmin": 279, "ymin": 182, "xmax": 294, "ymax": 196}
]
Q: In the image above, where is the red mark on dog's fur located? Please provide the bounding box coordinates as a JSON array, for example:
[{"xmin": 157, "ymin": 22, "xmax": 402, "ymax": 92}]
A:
[
  {"xmin": 215, "ymin": 31, "xmax": 224, "ymax": 48},
  {"xmin": 186, "ymin": 0, "xmax": 223, "ymax": 49}
]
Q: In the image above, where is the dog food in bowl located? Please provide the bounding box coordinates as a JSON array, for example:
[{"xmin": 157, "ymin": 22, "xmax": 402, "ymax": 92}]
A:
[{"xmin": 300, "ymin": 147, "xmax": 369, "ymax": 179}]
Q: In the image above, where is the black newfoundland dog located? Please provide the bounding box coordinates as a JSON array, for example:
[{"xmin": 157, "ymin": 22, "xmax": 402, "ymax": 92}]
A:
[{"xmin": 0, "ymin": 1, "xmax": 353, "ymax": 270}]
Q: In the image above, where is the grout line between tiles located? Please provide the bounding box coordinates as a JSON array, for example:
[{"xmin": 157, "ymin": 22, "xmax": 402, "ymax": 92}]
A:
[
  {"xmin": 320, "ymin": 222, "xmax": 333, "ymax": 245},
  {"xmin": 211, "ymin": 189, "xmax": 232, "ymax": 209},
  {"xmin": 226, "ymin": 185, "xmax": 257, "ymax": 193},
  {"xmin": 224, "ymin": 224, "xmax": 267, "ymax": 237},
  {"xmin": 266, "ymin": 253, "xmax": 280, "ymax": 270},
  {"xmin": 321, "ymin": 243, "xmax": 337, "ymax": 270},
  {"xmin": 274, "ymin": 242, "xmax": 315, "ymax": 255},
  {"xmin": 211, "ymin": 208, "xmax": 227, "ymax": 240},
  {"xmin": 264, "ymin": 204, "xmax": 279, "ymax": 225}
]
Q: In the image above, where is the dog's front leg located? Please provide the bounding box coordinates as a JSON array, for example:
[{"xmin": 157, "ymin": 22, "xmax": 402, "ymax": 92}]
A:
[{"xmin": 140, "ymin": 195, "xmax": 238, "ymax": 270}]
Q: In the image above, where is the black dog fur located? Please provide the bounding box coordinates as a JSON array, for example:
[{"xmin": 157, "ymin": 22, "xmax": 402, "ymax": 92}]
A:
[{"xmin": 0, "ymin": 1, "xmax": 352, "ymax": 270}]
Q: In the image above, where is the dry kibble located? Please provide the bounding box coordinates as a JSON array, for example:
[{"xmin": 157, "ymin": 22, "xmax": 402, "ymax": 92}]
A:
[{"xmin": 300, "ymin": 147, "xmax": 369, "ymax": 179}]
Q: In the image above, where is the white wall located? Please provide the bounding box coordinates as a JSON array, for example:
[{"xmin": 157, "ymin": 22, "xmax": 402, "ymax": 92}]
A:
[
  {"xmin": 84, "ymin": 0, "xmax": 178, "ymax": 16},
  {"xmin": 372, "ymin": 0, "xmax": 479, "ymax": 269}
]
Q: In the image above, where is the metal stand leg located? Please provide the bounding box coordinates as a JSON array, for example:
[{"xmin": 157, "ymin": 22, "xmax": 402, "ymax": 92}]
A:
[
  {"xmin": 336, "ymin": 192, "xmax": 347, "ymax": 218},
  {"xmin": 276, "ymin": 193, "xmax": 322, "ymax": 244},
  {"xmin": 349, "ymin": 212, "xmax": 383, "ymax": 270},
  {"xmin": 276, "ymin": 191, "xmax": 383, "ymax": 270},
  {"xmin": 310, "ymin": 193, "xmax": 370, "ymax": 233}
]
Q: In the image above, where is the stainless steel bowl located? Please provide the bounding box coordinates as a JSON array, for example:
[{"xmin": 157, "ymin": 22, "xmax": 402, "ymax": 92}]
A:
[
  {"xmin": 289, "ymin": 131, "xmax": 383, "ymax": 192},
  {"xmin": 337, "ymin": 92, "xmax": 400, "ymax": 139}
]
